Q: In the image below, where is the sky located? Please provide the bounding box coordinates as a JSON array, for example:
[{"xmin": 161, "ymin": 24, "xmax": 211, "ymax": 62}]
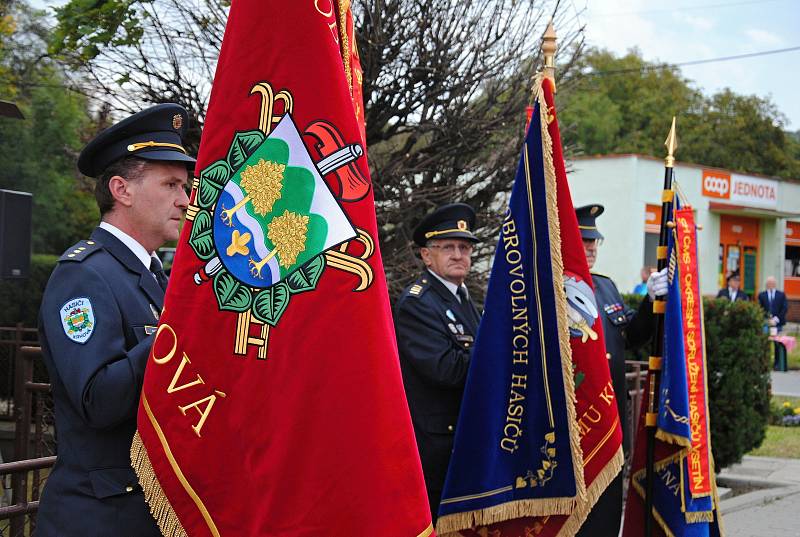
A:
[
  {"xmin": 30, "ymin": 0, "xmax": 800, "ymax": 129},
  {"xmin": 576, "ymin": 0, "xmax": 800, "ymax": 129}
]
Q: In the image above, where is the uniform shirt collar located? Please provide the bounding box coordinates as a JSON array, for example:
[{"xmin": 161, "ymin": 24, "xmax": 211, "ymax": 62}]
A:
[
  {"xmin": 728, "ymin": 287, "xmax": 737, "ymax": 300},
  {"xmin": 99, "ymin": 221, "xmax": 155, "ymax": 270},
  {"xmin": 428, "ymin": 269, "xmax": 468, "ymax": 302}
]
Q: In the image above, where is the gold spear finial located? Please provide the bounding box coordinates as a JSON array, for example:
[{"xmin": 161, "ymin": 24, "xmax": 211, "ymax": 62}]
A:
[
  {"xmin": 542, "ymin": 20, "xmax": 557, "ymax": 92},
  {"xmin": 664, "ymin": 116, "xmax": 678, "ymax": 168}
]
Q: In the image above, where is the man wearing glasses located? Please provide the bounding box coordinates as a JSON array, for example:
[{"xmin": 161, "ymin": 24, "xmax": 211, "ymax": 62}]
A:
[{"xmin": 394, "ymin": 202, "xmax": 481, "ymax": 522}]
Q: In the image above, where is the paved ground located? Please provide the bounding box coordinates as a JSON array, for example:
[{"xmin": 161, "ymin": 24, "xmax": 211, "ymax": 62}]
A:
[
  {"xmin": 719, "ymin": 340, "xmax": 800, "ymax": 535},
  {"xmin": 719, "ymin": 456, "xmax": 800, "ymax": 537},
  {"xmin": 771, "ymin": 370, "xmax": 800, "ymax": 397}
]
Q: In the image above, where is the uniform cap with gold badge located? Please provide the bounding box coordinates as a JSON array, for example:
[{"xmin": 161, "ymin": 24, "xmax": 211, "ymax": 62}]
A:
[
  {"xmin": 413, "ymin": 203, "xmax": 479, "ymax": 247},
  {"xmin": 77, "ymin": 103, "xmax": 197, "ymax": 178},
  {"xmin": 575, "ymin": 204, "xmax": 605, "ymax": 241}
]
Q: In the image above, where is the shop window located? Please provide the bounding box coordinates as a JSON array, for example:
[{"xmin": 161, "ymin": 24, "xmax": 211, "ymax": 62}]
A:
[
  {"xmin": 787, "ymin": 245, "xmax": 800, "ymax": 277},
  {"xmin": 643, "ymin": 232, "xmax": 659, "ymax": 268}
]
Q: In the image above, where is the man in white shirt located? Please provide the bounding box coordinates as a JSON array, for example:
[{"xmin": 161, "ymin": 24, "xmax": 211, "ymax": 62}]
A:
[
  {"xmin": 36, "ymin": 104, "xmax": 195, "ymax": 536},
  {"xmin": 758, "ymin": 276, "xmax": 788, "ymax": 330}
]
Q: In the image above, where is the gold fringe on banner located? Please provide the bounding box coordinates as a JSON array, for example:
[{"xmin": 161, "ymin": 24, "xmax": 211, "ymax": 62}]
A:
[
  {"xmin": 534, "ymin": 72, "xmax": 625, "ymax": 537},
  {"xmin": 131, "ymin": 394, "xmax": 220, "ymax": 537},
  {"xmin": 131, "ymin": 431, "xmax": 188, "ymax": 537},
  {"xmin": 536, "ymin": 73, "xmax": 589, "ymax": 501},
  {"xmin": 655, "ymin": 429, "xmax": 693, "ymax": 448},
  {"xmin": 437, "ymin": 496, "xmax": 581, "ymax": 536},
  {"xmin": 435, "ymin": 74, "xmax": 590, "ymax": 537},
  {"xmin": 686, "ymin": 511, "xmax": 715, "ymax": 523}
]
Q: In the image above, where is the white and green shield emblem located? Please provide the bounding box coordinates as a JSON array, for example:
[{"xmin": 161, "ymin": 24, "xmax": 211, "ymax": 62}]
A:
[{"xmin": 188, "ymin": 114, "xmax": 359, "ymax": 326}]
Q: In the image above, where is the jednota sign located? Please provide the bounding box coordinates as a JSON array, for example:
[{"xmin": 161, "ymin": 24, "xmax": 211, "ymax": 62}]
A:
[{"xmin": 702, "ymin": 169, "xmax": 777, "ymax": 209}]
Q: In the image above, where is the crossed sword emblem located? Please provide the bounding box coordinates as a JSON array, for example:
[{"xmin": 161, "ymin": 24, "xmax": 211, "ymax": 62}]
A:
[
  {"xmin": 189, "ymin": 83, "xmax": 374, "ymax": 294},
  {"xmin": 183, "ymin": 83, "xmax": 376, "ymax": 360}
]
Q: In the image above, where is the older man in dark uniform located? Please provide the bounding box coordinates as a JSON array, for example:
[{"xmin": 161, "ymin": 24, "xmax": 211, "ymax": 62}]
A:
[
  {"xmin": 717, "ymin": 271, "xmax": 749, "ymax": 302},
  {"xmin": 394, "ymin": 203, "xmax": 481, "ymax": 521},
  {"xmin": 37, "ymin": 104, "xmax": 195, "ymax": 536},
  {"xmin": 575, "ymin": 204, "xmax": 667, "ymax": 537}
]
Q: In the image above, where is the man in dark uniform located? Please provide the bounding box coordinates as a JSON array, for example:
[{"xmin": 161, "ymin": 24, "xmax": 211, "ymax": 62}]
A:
[
  {"xmin": 394, "ymin": 203, "xmax": 481, "ymax": 521},
  {"xmin": 575, "ymin": 204, "xmax": 667, "ymax": 537},
  {"xmin": 717, "ymin": 271, "xmax": 749, "ymax": 302},
  {"xmin": 37, "ymin": 104, "xmax": 195, "ymax": 536}
]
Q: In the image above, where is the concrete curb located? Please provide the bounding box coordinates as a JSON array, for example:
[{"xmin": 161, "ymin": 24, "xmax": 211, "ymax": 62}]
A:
[
  {"xmin": 719, "ymin": 484, "xmax": 800, "ymax": 515},
  {"xmin": 717, "ymin": 473, "xmax": 797, "ymax": 490}
]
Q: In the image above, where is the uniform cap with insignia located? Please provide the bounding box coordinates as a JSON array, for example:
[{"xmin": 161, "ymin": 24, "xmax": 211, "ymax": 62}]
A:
[
  {"xmin": 575, "ymin": 203, "xmax": 605, "ymax": 241},
  {"xmin": 413, "ymin": 202, "xmax": 479, "ymax": 247},
  {"xmin": 77, "ymin": 103, "xmax": 197, "ymax": 178}
]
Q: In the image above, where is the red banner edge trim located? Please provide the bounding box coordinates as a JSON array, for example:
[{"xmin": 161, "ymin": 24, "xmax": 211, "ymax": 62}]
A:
[{"xmin": 132, "ymin": 393, "xmax": 219, "ymax": 537}]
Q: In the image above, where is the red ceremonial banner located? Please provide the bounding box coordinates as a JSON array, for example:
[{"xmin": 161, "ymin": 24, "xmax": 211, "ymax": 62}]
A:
[
  {"xmin": 623, "ymin": 199, "xmax": 722, "ymax": 537},
  {"xmin": 461, "ymin": 77, "xmax": 623, "ymax": 537},
  {"xmin": 675, "ymin": 208, "xmax": 712, "ymax": 496},
  {"xmin": 131, "ymin": 2, "xmax": 433, "ymax": 536},
  {"xmin": 531, "ymin": 76, "xmax": 624, "ymax": 537}
]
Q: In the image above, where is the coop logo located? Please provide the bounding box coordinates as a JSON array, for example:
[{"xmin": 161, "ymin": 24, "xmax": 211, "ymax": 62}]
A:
[{"xmin": 702, "ymin": 170, "xmax": 731, "ymax": 199}]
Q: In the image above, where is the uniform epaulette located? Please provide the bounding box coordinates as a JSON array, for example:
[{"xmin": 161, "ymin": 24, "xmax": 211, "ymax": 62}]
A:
[
  {"xmin": 59, "ymin": 239, "xmax": 102, "ymax": 263},
  {"xmin": 406, "ymin": 275, "xmax": 431, "ymax": 298},
  {"xmin": 590, "ymin": 271, "xmax": 611, "ymax": 281}
]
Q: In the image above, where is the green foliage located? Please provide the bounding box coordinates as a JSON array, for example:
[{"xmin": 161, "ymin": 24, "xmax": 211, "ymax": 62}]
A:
[
  {"xmin": 559, "ymin": 48, "xmax": 800, "ymax": 178},
  {"xmin": 0, "ymin": 254, "xmax": 57, "ymax": 327},
  {"xmin": 747, "ymin": 425, "xmax": 800, "ymax": 458},
  {"xmin": 0, "ymin": 3, "xmax": 97, "ymax": 254},
  {"xmin": 685, "ymin": 90, "xmax": 800, "ymax": 178},
  {"xmin": 49, "ymin": 0, "xmax": 147, "ymax": 60},
  {"xmin": 560, "ymin": 49, "xmax": 702, "ymax": 158},
  {"xmin": 704, "ymin": 297, "xmax": 771, "ymax": 469},
  {"xmin": 0, "ymin": 11, "xmax": 15, "ymax": 96},
  {"xmin": 620, "ymin": 294, "xmax": 771, "ymax": 468}
]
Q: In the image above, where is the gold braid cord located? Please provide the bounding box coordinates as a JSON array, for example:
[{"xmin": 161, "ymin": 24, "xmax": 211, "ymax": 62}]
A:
[
  {"xmin": 536, "ymin": 74, "xmax": 588, "ymax": 502},
  {"xmin": 534, "ymin": 73, "xmax": 624, "ymax": 537},
  {"xmin": 337, "ymin": 0, "xmax": 352, "ymax": 94},
  {"xmin": 131, "ymin": 431, "xmax": 188, "ymax": 537}
]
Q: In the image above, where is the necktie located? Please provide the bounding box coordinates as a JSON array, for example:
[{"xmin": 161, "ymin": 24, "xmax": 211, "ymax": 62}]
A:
[
  {"xmin": 457, "ymin": 286, "xmax": 479, "ymax": 330},
  {"xmin": 150, "ymin": 256, "xmax": 169, "ymax": 291}
]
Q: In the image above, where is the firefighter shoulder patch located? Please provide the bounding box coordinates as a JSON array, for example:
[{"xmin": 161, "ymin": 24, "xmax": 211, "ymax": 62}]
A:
[{"xmin": 60, "ymin": 297, "xmax": 95, "ymax": 344}]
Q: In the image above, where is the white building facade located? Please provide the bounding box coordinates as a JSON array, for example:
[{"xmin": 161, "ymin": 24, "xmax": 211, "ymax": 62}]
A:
[{"xmin": 566, "ymin": 155, "xmax": 800, "ymax": 317}]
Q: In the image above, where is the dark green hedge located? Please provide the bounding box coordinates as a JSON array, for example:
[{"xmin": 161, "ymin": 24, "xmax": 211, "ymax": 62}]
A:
[
  {"xmin": 622, "ymin": 294, "xmax": 770, "ymax": 470},
  {"xmin": 0, "ymin": 254, "xmax": 58, "ymax": 328},
  {"xmin": 704, "ymin": 297, "xmax": 771, "ymax": 469}
]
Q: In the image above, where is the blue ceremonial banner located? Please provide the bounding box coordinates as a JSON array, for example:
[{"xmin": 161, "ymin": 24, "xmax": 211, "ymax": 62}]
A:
[
  {"xmin": 434, "ymin": 88, "xmax": 585, "ymax": 535},
  {"xmin": 624, "ymin": 196, "xmax": 724, "ymax": 537}
]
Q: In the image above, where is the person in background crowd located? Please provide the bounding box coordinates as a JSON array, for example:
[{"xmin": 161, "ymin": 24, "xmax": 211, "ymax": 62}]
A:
[
  {"xmin": 394, "ymin": 203, "xmax": 482, "ymax": 522},
  {"xmin": 633, "ymin": 266, "xmax": 653, "ymax": 296},
  {"xmin": 717, "ymin": 271, "xmax": 749, "ymax": 302},
  {"xmin": 758, "ymin": 276, "xmax": 788, "ymax": 331}
]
